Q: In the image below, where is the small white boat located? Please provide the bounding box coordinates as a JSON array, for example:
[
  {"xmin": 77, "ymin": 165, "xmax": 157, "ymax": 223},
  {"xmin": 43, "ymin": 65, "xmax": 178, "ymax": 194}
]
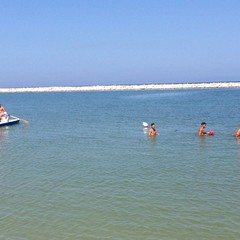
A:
[{"xmin": 0, "ymin": 113, "xmax": 20, "ymax": 127}]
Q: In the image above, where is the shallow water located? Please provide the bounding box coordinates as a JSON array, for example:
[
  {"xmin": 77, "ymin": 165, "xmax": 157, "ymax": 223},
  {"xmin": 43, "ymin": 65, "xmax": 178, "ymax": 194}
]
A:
[{"xmin": 0, "ymin": 89, "xmax": 240, "ymax": 239}]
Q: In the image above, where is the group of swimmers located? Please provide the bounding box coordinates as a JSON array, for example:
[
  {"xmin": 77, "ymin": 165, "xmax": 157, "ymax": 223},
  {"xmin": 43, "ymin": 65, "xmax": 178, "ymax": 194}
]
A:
[
  {"xmin": 1, "ymin": 102, "xmax": 240, "ymax": 138},
  {"xmin": 147, "ymin": 122, "xmax": 240, "ymax": 138},
  {"xmin": 198, "ymin": 122, "xmax": 240, "ymax": 137}
]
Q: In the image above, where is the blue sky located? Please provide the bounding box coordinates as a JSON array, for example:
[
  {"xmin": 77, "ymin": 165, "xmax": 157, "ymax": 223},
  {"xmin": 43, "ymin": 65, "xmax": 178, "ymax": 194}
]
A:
[{"xmin": 0, "ymin": 0, "xmax": 240, "ymax": 87}]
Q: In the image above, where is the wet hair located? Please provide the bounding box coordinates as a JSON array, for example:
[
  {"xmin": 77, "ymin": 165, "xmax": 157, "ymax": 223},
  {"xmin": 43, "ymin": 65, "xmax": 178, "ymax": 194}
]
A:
[
  {"xmin": 201, "ymin": 122, "xmax": 206, "ymax": 125},
  {"xmin": 151, "ymin": 123, "xmax": 155, "ymax": 126}
]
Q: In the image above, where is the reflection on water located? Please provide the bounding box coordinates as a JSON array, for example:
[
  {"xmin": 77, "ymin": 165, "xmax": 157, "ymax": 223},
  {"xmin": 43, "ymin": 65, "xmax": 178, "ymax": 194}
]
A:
[
  {"xmin": 142, "ymin": 128, "xmax": 148, "ymax": 135},
  {"xmin": 198, "ymin": 135, "xmax": 206, "ymax": 143},
  {"xmin": 236, "ymin": 138, "xmax": 240, "ymax": 161},
  {"xmin": 0, "ymin": 127, "xmax": 9, "ymax": 164},
  {"xmin": 148, "ymin": 136, "xmax": 158, "ymax": 146},
  {"xmin": 0, "ymin": 127, "xmax": 9, "ymax": 145}
]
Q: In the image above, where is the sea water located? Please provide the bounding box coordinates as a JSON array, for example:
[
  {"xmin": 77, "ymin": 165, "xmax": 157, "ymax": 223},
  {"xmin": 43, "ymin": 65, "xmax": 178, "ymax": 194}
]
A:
[{"xmin": 0, "ymin": 88, "xmax": 239, "ymax": 240}]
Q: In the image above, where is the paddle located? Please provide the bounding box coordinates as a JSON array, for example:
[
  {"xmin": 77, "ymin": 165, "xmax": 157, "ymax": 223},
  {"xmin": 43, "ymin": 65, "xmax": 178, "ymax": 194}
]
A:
[
  {"xmin": 19, "ymin": 118, "xmax": 29, "ymax": 124},
  {"xmin": 10, "ymin": 115, "xmax": 29, "ymax": 124}
]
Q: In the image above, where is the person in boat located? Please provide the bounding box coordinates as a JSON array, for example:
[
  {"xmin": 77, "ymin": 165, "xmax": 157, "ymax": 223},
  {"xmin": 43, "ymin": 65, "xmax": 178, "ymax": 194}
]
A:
[
  {"xmin": 0, "ymin": 104, "xmax": 6, "ymax": 121},
  {"xmin": 148, "ymin": 123, "xmax": 159, "ymax": 137},
  {"xmin": 198, "ymin": 122, "xmax": 213, "ymax": 136},
  {"xmin": 232, "ymin": 128, "xmax": 240, "ymax": 137}
]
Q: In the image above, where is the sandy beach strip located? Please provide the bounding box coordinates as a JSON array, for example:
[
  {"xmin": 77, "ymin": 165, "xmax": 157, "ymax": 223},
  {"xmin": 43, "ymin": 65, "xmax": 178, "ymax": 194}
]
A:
[{"xmin": 0, "ymin": 82, "xmax": 240, "ymax": 93}]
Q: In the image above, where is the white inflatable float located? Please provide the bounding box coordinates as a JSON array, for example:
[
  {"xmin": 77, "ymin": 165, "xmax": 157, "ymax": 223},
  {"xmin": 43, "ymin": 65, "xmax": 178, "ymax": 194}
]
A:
[{"xmin": 142, "ymin": 122, "xmax": 148, "ymax": 128}]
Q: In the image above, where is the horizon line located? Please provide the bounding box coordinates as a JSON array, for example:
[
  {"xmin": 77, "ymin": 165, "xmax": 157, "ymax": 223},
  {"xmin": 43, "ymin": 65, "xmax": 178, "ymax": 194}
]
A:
[{"xmin": 0, "ymin": 82, "xmax": 240, "ymax": 93}]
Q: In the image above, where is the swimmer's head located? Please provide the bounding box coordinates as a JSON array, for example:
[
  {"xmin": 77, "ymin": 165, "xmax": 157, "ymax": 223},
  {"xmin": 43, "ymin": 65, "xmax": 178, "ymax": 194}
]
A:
[{"xmin": 201, "ymin": 122, "xmax": 206, "ymax": 126}]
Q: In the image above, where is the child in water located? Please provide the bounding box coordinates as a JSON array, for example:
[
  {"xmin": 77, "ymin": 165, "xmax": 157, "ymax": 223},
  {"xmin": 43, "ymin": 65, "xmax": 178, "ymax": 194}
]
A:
[{"xmin": 198, "ymin": 122, "xmax": 214, "ymax": 136}]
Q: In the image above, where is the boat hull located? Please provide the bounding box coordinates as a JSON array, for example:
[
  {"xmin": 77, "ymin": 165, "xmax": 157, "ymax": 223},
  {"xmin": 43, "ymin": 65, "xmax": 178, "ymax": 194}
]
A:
[{"xmin": 0, "ymin": 119, "xmax": 20, "ymax": 127}]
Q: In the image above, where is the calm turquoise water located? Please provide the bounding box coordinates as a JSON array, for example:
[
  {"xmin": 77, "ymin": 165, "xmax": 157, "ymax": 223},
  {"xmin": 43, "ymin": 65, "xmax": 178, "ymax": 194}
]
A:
[{"xmin": 0, "ymin": 89, "xmax": 240, "ymax": 239}]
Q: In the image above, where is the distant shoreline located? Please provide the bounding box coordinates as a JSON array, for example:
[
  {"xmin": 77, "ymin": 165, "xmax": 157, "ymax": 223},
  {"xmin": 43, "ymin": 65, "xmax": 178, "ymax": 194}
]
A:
[{"xmin": 0, "ymin": 82, "xmax": 240, "ymax": 93}]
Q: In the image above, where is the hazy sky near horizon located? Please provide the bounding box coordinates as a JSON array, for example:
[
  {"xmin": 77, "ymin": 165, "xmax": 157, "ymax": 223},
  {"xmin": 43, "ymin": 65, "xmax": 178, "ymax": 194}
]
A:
[{"xmin": 1, "ymin": 0, "xmax": 240, "ymax": 87}]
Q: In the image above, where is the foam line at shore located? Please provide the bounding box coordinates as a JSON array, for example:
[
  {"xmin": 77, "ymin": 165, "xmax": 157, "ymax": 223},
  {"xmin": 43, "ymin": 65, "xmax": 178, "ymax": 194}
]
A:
[{"xmin": 0, "ymin": 82, "xmax": 239, "ymax": 93}]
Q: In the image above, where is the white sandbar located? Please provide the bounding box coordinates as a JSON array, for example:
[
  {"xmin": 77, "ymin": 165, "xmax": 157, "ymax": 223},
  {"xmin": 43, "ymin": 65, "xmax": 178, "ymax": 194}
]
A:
[{"xmin": 0, "ymin": 82, "xmax": 239, "ymax": 93}]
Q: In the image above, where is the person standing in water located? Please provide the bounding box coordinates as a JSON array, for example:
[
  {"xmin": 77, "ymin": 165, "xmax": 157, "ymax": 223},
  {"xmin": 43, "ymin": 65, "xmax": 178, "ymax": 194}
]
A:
[
  {"xmin": 198, "ymin": 122, "xmax": 214, "ymax": 136},
  {"xmin": 198, "ymin": 122, "xmax": 207, "ymax": 136},
  {"xmin": 0, "ymin": 104, "xmax": 6, "ymax": 121},
  {"xmin": 232, "ymin": 128, "xmax": 240, "ymax": 137},
  {"xmin": 148, "ymin": 123, "xmax": 159, "ymax": 137}
]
